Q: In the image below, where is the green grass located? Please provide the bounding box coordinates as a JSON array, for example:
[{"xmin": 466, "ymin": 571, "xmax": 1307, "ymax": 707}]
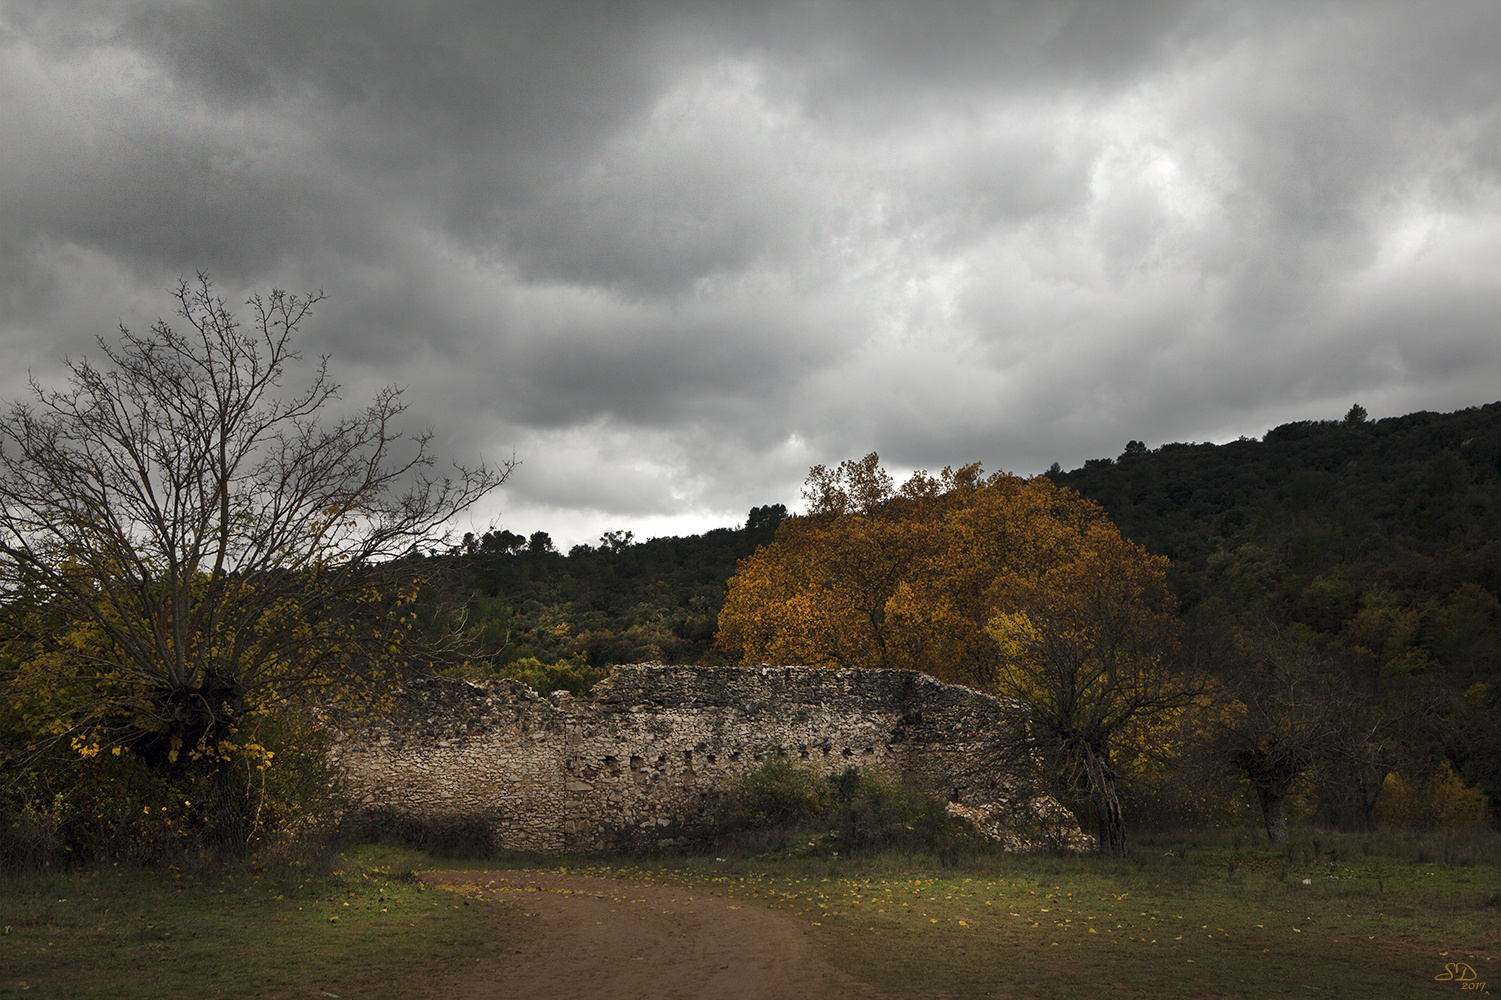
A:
[
  {"xmin": 3, "ymin": 829, "xmax": 1498, "ymax": 999},
  {"xmin": 547, "ymin": 827, "xmax": 1501, "ymax": 999},
  {"xmin": 0, "ymin": 845, "xmax": 522, "ymax": 999}
]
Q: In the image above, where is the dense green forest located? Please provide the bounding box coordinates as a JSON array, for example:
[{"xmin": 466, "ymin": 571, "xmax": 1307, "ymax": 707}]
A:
[
  {"xmin": 423, "ymin": 505, "xmax": 788, "ymax": 685},
  {"xmin": 435, "ymin": 401, "xmax": 1501, "ymax": 828},
  {"xmin": 1052, "ymin": 403, "xmax": 1501, "ymax": 623},
  {"xmin": 1055, "ymin": 402, "xmax": 1501, "ymax": 826}
]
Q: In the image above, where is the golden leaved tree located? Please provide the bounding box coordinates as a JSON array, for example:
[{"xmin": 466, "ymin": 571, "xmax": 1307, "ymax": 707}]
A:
[
  {"xmin": 985, "ymin": 523, "xmax": 1188, "ymax": 855},
  {"xmin": 717, "ymin": 453, "xmax": 1194, "ymax": 855}
]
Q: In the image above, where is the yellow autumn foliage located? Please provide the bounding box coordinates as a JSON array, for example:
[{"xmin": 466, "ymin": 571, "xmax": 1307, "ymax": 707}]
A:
[{"xmin": 718, "ymin": 454, "xmax": 1173, "ymax": 690}]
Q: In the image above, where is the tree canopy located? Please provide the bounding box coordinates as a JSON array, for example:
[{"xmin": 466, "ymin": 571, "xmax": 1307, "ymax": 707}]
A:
[{"xmin": 717, "ymin": 454, "xmax": 1191, "ymax": 853}]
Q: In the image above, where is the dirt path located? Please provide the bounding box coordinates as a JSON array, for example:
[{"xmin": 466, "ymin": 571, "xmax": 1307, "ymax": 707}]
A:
[{"xmin": 422, "ymin": 869, "xmax": 884, "ymax": 1000}]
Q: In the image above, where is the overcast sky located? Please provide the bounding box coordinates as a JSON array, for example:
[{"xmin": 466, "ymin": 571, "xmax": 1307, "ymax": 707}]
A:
[{"xmin": 4, "ymin": 1, "xmax": 1500, "ymax": 549}]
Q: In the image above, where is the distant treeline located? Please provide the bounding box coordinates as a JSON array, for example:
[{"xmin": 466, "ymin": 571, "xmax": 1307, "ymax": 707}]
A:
[
  {"xmin": 442, "ymin": 403, "xmax": 1501, "ymax": 678},
  {"xmin": 424, "ymin": 504, "xmax": 788, "ymax": 681},
  {"xmin": 1052, "ymin": 403, "xmax": 1500, "ymax": 669}
]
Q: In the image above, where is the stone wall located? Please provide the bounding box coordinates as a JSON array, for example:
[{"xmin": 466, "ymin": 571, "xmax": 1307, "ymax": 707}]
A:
[{"xmin": 331, "ymin": 664, "xmax": 1060, "ymax": 852}]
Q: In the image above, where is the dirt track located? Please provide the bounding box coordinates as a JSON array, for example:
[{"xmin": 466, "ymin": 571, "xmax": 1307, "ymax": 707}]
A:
[{"xmin": 422, "ymin": 870, "xmax": 884, "ymax": 1000}]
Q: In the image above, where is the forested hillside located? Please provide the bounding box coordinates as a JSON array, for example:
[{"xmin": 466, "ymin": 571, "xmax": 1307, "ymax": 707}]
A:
[
  {"xmin": 1052, "ymin": 402, "xmax": 1501, "ymax": 823},
  {"xmin": 447, "ymin": 403, "xmax": 1500, "ymax": 685},
  {"xmin": 1052, "ymin": 403, "xmax": 1500, "ymax": 671},
  {"xmin": 436, "ymin": 402, "xmax": 1501, "ymax": 827},
  {"xmin": 1053, "ymin": 403, "xmax": 1501, "ymax": 617},
  {"xmin": 427, "ymin": 505, "xmax": 788, "ymax": 680}
]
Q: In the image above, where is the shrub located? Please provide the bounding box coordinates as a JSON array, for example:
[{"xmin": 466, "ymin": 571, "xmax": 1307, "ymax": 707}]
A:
[
  {"xmin": 716, "ymin": 761, "xmax": 974, "ymax": 855},
  {"xmin": 467, "ymin": 656, "xmax": 609, "ymax": 696},
  {"xmin": 336, "ymin": 807, "xmax": 501, "ymax": 859},
  {"xmin": 723, "ymin": 758, "xmax": 825, "ymax": 831},
  {"xmin": 0, "ymin": 705, "xmax": 337, "ymax": 870},
  {"xmin": 0, "ymin": 794, "xmax": 65, "ymax": 875},
  {"xmin": 1375, "ymin": 763, "xmax": 1488, "ymax": 829},
  {"xmin": 823, "ymin": 766, "xmax": 964, "ymax": 850}
]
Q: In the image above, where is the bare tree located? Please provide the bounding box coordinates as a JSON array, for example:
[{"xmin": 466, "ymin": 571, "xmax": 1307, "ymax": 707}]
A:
[
  {"xmin": 1199, "ymin": 623, "xmax": 1342, "ymax": 843},
  {"xmin": 1181, "ymin": 611, "xmax": 1443, "ymax": 842},
  {"xmin": 0, "ymin": 276, "xmax": 511, "ymax": 843}
]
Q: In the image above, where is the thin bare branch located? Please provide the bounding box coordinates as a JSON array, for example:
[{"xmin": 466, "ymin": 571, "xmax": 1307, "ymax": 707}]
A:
[{"xmin": 0, "ymin": 278, "xmax": 515, "ymax": 775}]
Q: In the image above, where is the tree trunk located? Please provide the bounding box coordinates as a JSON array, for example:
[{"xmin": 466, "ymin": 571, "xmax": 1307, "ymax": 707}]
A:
[
  {"xmin": 1087, "ymin": 754, "xmax": 1128, "ymax": 857},
  {"xmin": 1236, "ymin": 746, "xmax": 1306, "ymax": 845},
  {"xmin": 1257, "ymin": 786, "xmax": 1289, "ymax": 844},
  {"xmin": 1354, "ymin": 770, "xmax": 1388, "ymax": 831},
  {"xmin": 1095, "ymin": 787, "xmax": 1128, "ymax": 857},
  {"xmin": 207, "ymin": 755, "xmax": 248, "ymax": 858}
]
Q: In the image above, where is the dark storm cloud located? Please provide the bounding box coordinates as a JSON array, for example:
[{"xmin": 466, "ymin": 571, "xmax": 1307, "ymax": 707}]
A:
[{"xmin": 3, "ymin": 0, "xmax": 1499, "ymax": 545}]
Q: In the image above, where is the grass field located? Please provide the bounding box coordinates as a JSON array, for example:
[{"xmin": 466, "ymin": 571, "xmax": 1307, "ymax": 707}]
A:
[
  {"xmin": 646, "ymin": 827, "xmax": 1501, "ymax": 998},
  {"xmin": 0, "ymin": 846, "xmax": 525, "ymax": 999},
  {"xmin": 3, "ymin": 829, "xmax": 1498, "ymax": 998}
]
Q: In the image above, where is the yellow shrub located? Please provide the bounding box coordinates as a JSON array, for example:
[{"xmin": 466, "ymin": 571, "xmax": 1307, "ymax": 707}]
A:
[{"xmin": 1375, "ymin": 762, "xmax": 1487, "ymax": 829}]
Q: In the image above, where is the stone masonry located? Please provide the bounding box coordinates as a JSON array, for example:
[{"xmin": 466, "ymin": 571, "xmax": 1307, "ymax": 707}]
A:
[{"xmin": 331, "ymin": 664, "xmax": 1069, "ymax": 852}]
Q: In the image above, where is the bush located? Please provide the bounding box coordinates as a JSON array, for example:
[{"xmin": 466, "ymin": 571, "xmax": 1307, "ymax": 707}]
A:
[
  {"xmin": 716, "ymin": 761, "xmax": 974, "ymax": 855},
  {"xmin": 0, "ymin": 795, "xmax": 65, "ymax": 875},
  {"xmin": 1, "ymin": 747, "xmax": 205, "ymax": 870},
  {"xmin": 0, "ymin": 705, "xmax": 337, "ymax": 870},
  {"xmin": 466, "ymin": 656, "xmax": 609, "ymax": 696},
  {"xmin": 723, "ymin": 758, "xmax": 825, "ymax": 831},
  {"xmin": 335, "ymin": 807, "xmax": 501, "ymax": 859},
  {"xmin": 1375, "ymin": 763, "xmax": 1489, "ymax": 829},
  {"xmin": 826, "ymin": 767, "xmax": 966, "ymax": 850}
]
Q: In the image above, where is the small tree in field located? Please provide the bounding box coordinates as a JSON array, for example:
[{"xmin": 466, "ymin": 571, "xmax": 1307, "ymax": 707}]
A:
[{"xmin": 0, "ymin": 275, "xmax": 511, "ymax": 849}]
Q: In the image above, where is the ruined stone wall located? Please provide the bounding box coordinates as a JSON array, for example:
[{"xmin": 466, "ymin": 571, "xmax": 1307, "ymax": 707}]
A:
[{"xmin": 331, "ymin": 664, "xmax": 1038, "ymax": 852}]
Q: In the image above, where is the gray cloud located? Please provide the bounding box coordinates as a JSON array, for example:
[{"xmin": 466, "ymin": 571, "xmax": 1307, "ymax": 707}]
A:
[{"xmin": 3, "ymin": 0, "xmax": 1500, "ymax": 547}]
